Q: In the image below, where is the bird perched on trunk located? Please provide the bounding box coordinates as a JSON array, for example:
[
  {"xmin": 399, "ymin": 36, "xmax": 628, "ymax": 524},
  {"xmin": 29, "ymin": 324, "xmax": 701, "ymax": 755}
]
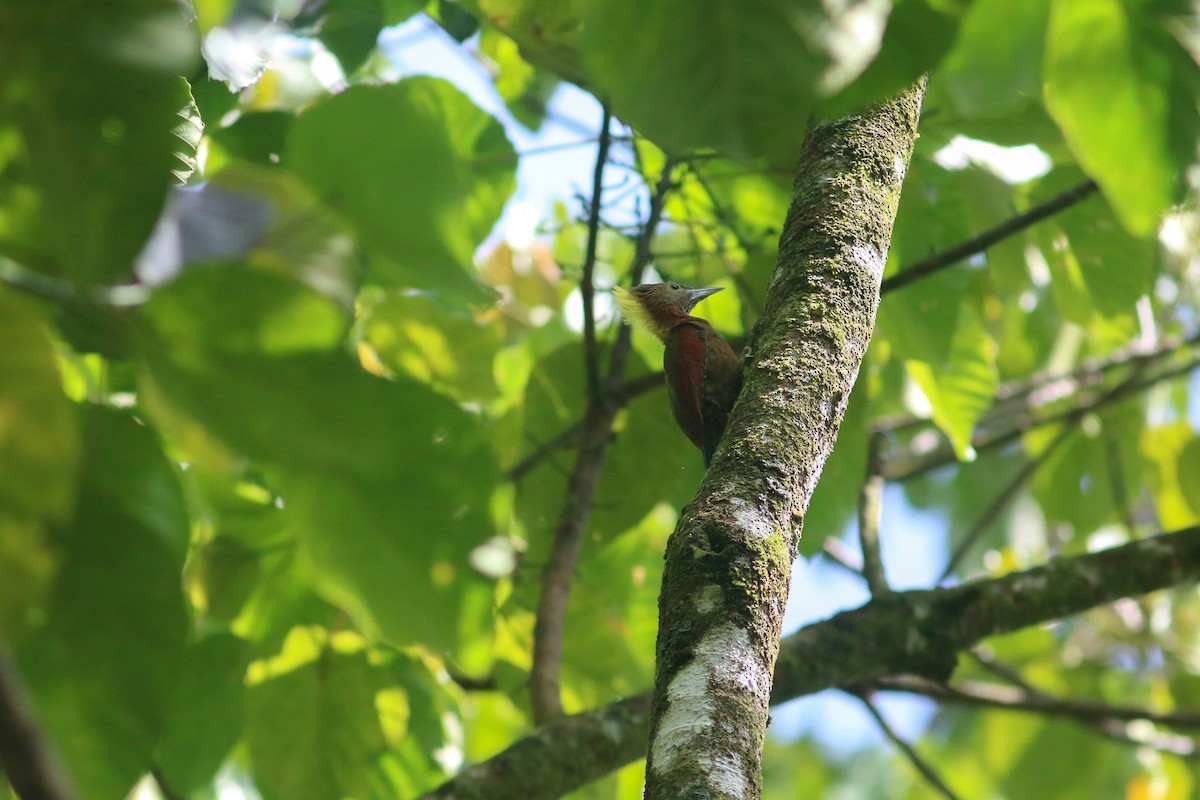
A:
[{"xmin": 614, "ymin": 282, "xmax": 743, "ymax": 467}]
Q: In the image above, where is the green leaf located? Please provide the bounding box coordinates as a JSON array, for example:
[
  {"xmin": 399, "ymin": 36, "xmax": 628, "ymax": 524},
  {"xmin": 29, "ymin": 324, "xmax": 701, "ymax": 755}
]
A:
[
  {"xmin": 140, "ymin": 265, "xmax": 350, "ymax": 358},
  {"xmin": 907, "ymin": 307, "xmax": 998, "ymax": 461},
  {"xmin": 358, "ymin": 290, "xmax": 506, "ymax": 404},
  {"xmin": 313, "ymin": 0, "xmax": 385, "ymax": 75},
  {"xmin": 822, "ymin": 0, "xmax": 959, "ymax": 116},
  {"xmin": 139, "ymin": 270, "xmax": 499, "ymax": 650},
  {"xmin": 0, "ymin": 1, "xmax": 198, "ymax": 284},
  {"xmin": 1060, "ymin": 197, "xmax": 1156, "ymax": 319},
  {"xmin": 1179, "ymin": 437, "xmax": 1200, "ymax": 519},
  {"xmin": 155, "ymin": 633, "xmax": 251, "ymax": 795},
  {"xmin": 876, "ymin": 263, "xmax": 971, "ymax": 365},
  {"xmin": 285, "ymin": 78, "xmax": 515, "ymax": 303},
  {"xmin": 580, "ymin": 0, "xmax": 888, "ymax": 163},
  {"xmin": 1141, "ymin": 423, "xmax": 1200, "ymax": 529},
  {"xmin": 245, "ymin": 637, "xmax": 389, "ymax": 800},
  {"xmin": 0, "ymin": 290, "xmax": 78, "ymax": 633},
  {"xmin": 938, "ymin": 0, "xmax": 1048, "ymax": 119},
  {"xmin": 16, "ymin": 407, "xmax": 189, "ymax": 800},
  {"xmin": 479, "ymin": 28, "xmax": 558, "ymax": 131},
  {"xmin": 207, "ymin": 111, "xmax": 293, "ymax": 165},
  {"xmin": 0, "ymin": 290, "xmax": 78, "ymax": 524},
  {"xmin": 1044, "ymin": 0, "xmax": 1176, "ymax": 235}
]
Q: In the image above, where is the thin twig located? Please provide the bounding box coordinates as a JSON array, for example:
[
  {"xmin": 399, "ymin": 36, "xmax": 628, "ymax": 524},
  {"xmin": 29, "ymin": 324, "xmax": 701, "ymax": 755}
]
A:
[
  {"xmin": 875, "ymin": 675, "xmax": 1200, "ymax": 728},
  {"xmin": 854, "ymin": 691, "xmax": 962, "ymax": 800},
  {"xmin": 880, "ymin": 179, "xmax": 1099, "ymax": 296},
  {"xmin": 885, "ymin": 353, "xmax": 1200, "ymax": 482},
  {"xmin": 858, "ymin": 432, "xmax": 888, "ymax": 594},
  {"xmin": 938, "ymin": 426, "xmax": 1073, "ymax": 584},
  {"xmin": 605, "ymin": 156, "xmax": 677, "ymax": 388},
  {"xmin": 870, "ymin": 675, "xmax": 1200, "ymax": 758},
  {"xmin": 581, "ymin": 106, "xmax": 614, "ymax": 402},
  {"xmin": 0, "ymin": 637, "xmax": 75, "ymax": 800},
  {"xmin": 529, "ymin": 153, "xmax": 679, "ymax": 724},
  {"xmin": 820, "ymin": 537, "xmax": 865, "ymax": 576},
  {"xmin": 503, "ymin": 373, "xmax": 663, "ymax": 483},
  {"xmin": 871, "ymin": 330, "xmax": 1200, "ymax": 438}
]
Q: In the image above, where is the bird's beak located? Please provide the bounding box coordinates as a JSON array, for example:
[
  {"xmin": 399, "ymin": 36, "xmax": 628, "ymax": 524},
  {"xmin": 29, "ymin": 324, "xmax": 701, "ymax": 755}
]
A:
[{"xmin": 683, "ymin": 286, "xmax": 723, "ymax": 312}]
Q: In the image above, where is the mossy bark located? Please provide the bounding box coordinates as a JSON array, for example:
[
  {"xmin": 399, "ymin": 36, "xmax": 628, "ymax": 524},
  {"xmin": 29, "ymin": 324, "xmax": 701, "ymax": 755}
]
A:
[
  {"xmin": 643, "ymin": 80, "xmax": 927, "ymax": 800},
  {"xmin": 426, "ymin": 524, "xmax": 1200, "ymax": 799}
]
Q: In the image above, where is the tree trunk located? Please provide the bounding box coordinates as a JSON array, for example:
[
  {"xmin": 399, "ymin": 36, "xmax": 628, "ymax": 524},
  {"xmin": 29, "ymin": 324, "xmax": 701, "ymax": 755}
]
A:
[{"xmin": 643, "ymin": 79, "xmax": 927, "ymax": 799}]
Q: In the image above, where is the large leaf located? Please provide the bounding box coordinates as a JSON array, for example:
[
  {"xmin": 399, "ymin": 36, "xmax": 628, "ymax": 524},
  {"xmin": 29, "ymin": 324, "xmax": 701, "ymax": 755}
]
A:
[
  {"xmin": 0, "ymin": 290, "xmax": 78, "ymax": 632},
  {"xmin": 1141, "ymin": 423, "xmax": 1200, "ymax": 530},
  {"xmin": 1044, "ymin": 0, "xmax": 1177, "ymax": 235},
  {"xmin": 907, "ymin": 306, "xmax": 998, "ymax": 461},
  {"xmin": 285, "ymin": 78, "xmax": 515, "ymax": 303},
  {"xmin": 0, "ymin": 1, "xmax": 197, "ymax": 285},
  {"xmin": 580, "ymin": 0, "xmax": 890, "ymax": 163},
  {"xmin": 155, "ymin": 633, "xmax": 251, "ymax": 795},
  {"xmin": 938, "ymin": 0, "xmax": 1048, "ymax": 119},
  {"xmin": 822, "ymin": 0, "xmax": 959, "ymax": 115},
  {"xmin": 245, "ymin": 634, "xmax": 390, "ymax": 800},
  {"xmin": 15, "ymin": 407, "xmax": 189, "ymax": 799},
  {"xmin": 138, "ymin": 266, "xmax": 499, "ymax": 651}
]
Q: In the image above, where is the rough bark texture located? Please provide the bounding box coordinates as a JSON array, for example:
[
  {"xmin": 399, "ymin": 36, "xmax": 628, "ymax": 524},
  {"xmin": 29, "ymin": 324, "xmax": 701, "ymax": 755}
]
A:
[
  {"xmin": 643, "ymin": 81, "xmax": 927, "ymax": 800},
  {"xmin": 426, "ymin": 524, "xmax": 1200, "ymax": 799}
]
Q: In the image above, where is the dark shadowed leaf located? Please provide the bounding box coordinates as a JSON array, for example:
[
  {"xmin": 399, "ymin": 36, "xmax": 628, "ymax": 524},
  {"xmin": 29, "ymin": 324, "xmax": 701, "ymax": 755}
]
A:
[
  {"xmin": 155, "ymin": 633, "xmax": 251, "ymax": 794},
  {"xmin": 15, "ymin": 407, "xmax": 189, "ymax": 799},
  {"xmin": 0, "ymin": 1, "xmax": 197, "ymax": 285}
]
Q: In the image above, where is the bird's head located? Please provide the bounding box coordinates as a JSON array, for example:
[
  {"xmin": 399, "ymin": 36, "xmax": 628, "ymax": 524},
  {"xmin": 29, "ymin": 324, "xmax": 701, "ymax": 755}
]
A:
[{"xmin": 613, "ymin": 282, "xmax": 723, "ymax": 341}]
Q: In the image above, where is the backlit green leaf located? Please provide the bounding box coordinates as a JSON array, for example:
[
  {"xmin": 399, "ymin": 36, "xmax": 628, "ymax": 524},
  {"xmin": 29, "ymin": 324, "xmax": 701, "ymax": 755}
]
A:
[
  {"xmin": 907, "ymin": 307, "xmax": 998, "ymax": 461},
  {"xmin": 285, "ymin": 78, "xmax": 515, "ymax": 303},
  {"xmin": 1044, "ymin": 0, "xmax": 1177, "ymax": 235}
]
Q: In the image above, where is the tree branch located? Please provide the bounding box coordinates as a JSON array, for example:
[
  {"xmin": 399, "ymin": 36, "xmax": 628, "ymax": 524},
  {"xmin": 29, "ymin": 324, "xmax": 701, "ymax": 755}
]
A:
[
  {"xmin": 428, "ymin": 524, "xmax": 1200, "ymax": 799},
  {"xmin": 581, "ymin": 106, "xmax": 613, "ymax": 402},
  {"xmin": 879, "ymin": 179, "xmax": 1099, "ymax": 296},
  {"xmin": 643, "ymin": 81, "xmax": 927, "ymax": 799},
  {"xmin": 854, "ymin": 691, "xmax": 961, "ymax": 800},
  {"xmin": 858, "ymin": 432, "xmax": 888, "ymax": 594},
  {"xmin": 0, "ymin": 637, "xmax": 75, "ymax": 800},
  {"xmin": 528, "ymin": 153, "xmax": 678, "ymax": 724},
  {"xmin": 870, "ymin": 675, "xmax": 1200, "ymax": 758},
  {"xmin": 883, "ymin": 350, "xmax": 1200, "ymax": 482},
  {"xmin": 503, "ymin": 373, "xmax": 663, "ymax": 483},
  {"xmin": 871, "ymin": 675, "xmax": 1200, "ymax": 729}
]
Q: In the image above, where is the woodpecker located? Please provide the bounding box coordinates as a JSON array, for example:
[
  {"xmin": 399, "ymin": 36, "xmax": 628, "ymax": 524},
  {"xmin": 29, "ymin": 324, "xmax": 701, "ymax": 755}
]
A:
[{"xmin": 614, "ymin": 282, "xmax": 743, "ymax": 467}]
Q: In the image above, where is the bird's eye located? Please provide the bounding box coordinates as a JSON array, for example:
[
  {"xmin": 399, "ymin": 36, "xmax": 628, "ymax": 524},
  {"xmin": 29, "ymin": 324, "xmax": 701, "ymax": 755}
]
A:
[{"xmin": 670, "ymin": 283, "xmax": 680, "ymax": 290}]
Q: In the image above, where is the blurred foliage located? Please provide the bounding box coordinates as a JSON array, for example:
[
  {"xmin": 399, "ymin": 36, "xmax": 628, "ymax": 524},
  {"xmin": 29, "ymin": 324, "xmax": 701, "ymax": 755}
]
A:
[{"xmin": 0, "ymin": 0, "xmax": 1198, "ymax": 798}]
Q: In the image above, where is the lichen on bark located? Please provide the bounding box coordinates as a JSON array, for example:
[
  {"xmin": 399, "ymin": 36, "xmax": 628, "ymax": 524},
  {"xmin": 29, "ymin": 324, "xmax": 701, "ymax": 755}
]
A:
[{"xmin": 643, "ymin": 78, "xmax": 928, "ymax": 800}]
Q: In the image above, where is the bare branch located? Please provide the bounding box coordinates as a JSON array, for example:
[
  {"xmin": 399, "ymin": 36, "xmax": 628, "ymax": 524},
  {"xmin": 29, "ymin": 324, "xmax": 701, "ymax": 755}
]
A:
[
  {"xmin": 605, "ymin": 155, "xmax": 677, "ymax": 387},
  {"xmin": 937, "ymin": 426, "xmax": 1072, "ymax": 584},
  {"xmin": 883, "ymin": 351, "xmax": 1200, "ymax": 482},
  {"xmin": 581, "ymin": 106, "xmax": 614, "ymax": 402},
  {"xmin": 504, "ymin": 373, "xmax": 664, "ymax": 483},
  {"xmin": 879, "ymin": 179, "xmax": 1099, "ymax": 296},
  {"xmin": 529, "ymin": 151, "xmax": 680, "ymax": 724},
  {"xmin": 858, "ymin": 432, "xmax": 888, "ymax": 594},
  {"xmin": 872, "ymin": 675, "xmax": 1200, "ymax": 729},
  {"xmin": 854, "ymin": 691, "xmax": 961, "ymax": 800},
  {"xmin": 870, "ymin": 675, "xmax": 1200, "ymax": 759}
]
